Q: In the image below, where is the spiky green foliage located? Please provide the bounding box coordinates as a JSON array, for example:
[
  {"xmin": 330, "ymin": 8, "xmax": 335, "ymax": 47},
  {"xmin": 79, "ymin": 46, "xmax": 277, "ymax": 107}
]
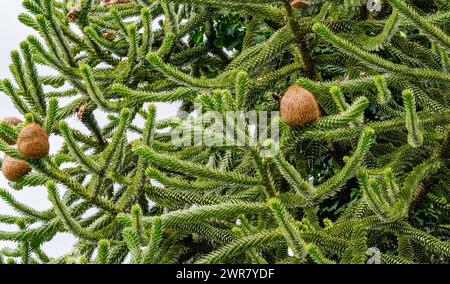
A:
[{"xmin": 0, "ymin": 0, "xmax": 449, "ymax": 264}]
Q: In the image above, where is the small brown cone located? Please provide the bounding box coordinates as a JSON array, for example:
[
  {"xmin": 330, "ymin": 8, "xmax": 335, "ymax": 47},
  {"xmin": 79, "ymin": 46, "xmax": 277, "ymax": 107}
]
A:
[
  {"xmin": 66, "ymin": 5, "xmax": 81, "ymax": 22},
  {"xmin": 2, "ymin": 156, "xmax": 31, "ymax": 182},
  {"xmin": 280, "ymin": 85, "xmax": 320, "ymax": 126},
  {"xmin": 1, "ymin": 117, "xmax": 23, "ymax": 145},
  {"xmin": 66, "ymin": 10, "xmax": 77, "ymax": 21},
  {"xmin": 102, "ymin": 31, "xmax": 116, "ymax": 41},
  {"xmin": 75, "ymin": 102, "xmax": 89, "ymax": 120},
  {"xmin": 290, "ymin": 0, "xmax": 310, "ymax": 9},
  {"xmin": 17, "ymin": 123, "xmax": 49, "ymax": 160},
  {"xmin": 102, "ymin": 0, "xmax": 130, "ymax": 5},
  {"xmin": 3, "ymin": 117, "xmax": 22, "ymax": 126}
]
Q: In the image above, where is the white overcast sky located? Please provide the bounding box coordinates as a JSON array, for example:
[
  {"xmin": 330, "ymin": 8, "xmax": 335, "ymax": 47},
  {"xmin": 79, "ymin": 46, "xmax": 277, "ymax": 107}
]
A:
[{"xmin": 0, "ymin": 1, "xmax": 178, "ymax": 260}]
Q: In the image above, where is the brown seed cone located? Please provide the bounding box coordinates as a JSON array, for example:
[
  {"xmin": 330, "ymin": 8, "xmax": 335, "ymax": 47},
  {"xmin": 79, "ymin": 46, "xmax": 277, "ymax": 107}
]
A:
[
  {"xmin": 1, "ymin": 117, "xmax": 23, "ymax": 145},
  {"xmin": 2, "ymin": 155, "xmax": 31, "ymax": 182},
  {"xmin": 102, "ymin": 31, "xmax": 116, "ymax": 41},
  {"xmin": 102, "ymin": 0, "xmax": 130, "ymax": 5},
  {"xmin": 17, "ymin": 123, "xmax": 50, "ymax": 160},
  {"xmin": 75, "ymin": 102, "xmax": 89, "ymax": 120},
  {"xmin": 66, "ymin": 5, "xmax": 81, "ymax": 21},
  {"xmin": 280, "ymin": 85, "xmax": 320, "ymax": 126},
  {"xmin": 3, "ymin": 117, "xmax": 22, "ymax": 126},
  {"xmin": 290, "ymin": 0, "xmax": 310, "ymax": 9},
  {"xmin": 66, "ymin": 10, "xmax": 77, "ymax": 21}
]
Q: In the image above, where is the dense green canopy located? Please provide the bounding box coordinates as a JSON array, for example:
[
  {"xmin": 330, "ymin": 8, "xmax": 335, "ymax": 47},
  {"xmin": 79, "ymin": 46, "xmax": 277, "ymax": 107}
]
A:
[{"xmin": 0, "ymin": 0, "xmax": 449, "ymax": 264}]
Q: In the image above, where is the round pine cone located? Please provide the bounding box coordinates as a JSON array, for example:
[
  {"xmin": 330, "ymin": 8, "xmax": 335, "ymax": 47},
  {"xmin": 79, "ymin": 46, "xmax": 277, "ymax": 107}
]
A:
[
  {"xmin": 17, "ymin": 123, "xmax": 49, "ymax": 160},
  {"xmin": 1, "ymin": 117, "xmax": 23, "ymax": 145},
  {"xmin": 280, "ymin": 85, "xmax": 320, "ymax": 126},
  {"xmin": 2, "ymin": 155, "xmax": 31, "ymax": 182},
  {"xmin": 290, "ymin": 0, "xmax": 310, "ymax": 9}
]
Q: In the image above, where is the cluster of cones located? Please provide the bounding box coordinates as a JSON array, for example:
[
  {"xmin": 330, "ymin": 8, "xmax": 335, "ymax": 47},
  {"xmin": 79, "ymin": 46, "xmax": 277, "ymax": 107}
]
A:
[
  {"xmin": 0, "ymin": 85, "xmax": 317, "ymax": 181},
  {"xmin": 1, "ymin": 118, "xmax": 49, "ymax": 182}
]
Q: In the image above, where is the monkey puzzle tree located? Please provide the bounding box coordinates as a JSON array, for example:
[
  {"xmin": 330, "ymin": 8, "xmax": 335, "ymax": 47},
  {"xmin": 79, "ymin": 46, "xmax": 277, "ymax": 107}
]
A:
[{"xmin": 0, "ymin": 0, "xmax": 449, "ymax": 264}]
